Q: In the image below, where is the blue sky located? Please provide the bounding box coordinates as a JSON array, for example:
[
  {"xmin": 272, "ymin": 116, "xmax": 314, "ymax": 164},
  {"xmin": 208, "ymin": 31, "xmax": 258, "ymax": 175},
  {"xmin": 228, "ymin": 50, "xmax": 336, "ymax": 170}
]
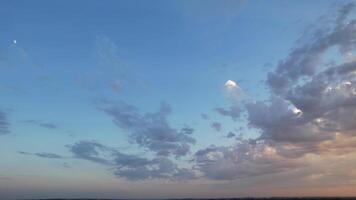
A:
[{"xmin": 1, "ymin": 0, "xmax": 356, "ymax": 199}]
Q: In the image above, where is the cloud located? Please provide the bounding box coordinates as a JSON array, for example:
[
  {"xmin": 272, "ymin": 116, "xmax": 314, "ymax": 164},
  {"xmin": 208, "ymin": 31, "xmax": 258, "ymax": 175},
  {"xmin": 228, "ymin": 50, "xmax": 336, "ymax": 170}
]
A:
[
  {"xmin": 180, "ymin": 127, "xmax": 194, "ymax": 135},
  {"xmin": 76, "ymin": 35, "xmax": 129, "ymax": 94},
  {"xmin": 217, "ymin": 80, "xmax": 245, "ymax": 121},
  {"xmin": 223, "ymin": 80, "xmax": 245, "ymax": 102},
  {"xmin": 215, "ymin": 105, "xmax": 242, "ymax": 121},
  {"xmin": 224, "ymin": 80, "xmax": 237, "ymax": 88},
  {"xmin": 211, "ymin": 122, "xmax": 222, "ymax": 132},
  {"xmin": 99, "ymin": 101, "xmax": 196, "ymax": 157},
  {"xmin": 85, "ymin": 35, "xmax": 147, "ymax": 94},
  {"xmin": 201, "ymin": 113, "xmax": 210, "ymax": 120},
  {"xmin": 18, "ymin": 151, "xmax": 63, "ymax": 159},
  {"xmin": 246, "ymin": 96, "xmax": 334, "ymax": 144},
  {"xmin": 0, "ymin": 109, "xmax": 10, "ymax": 135},
  {"xmin": 68, "ymin": 140, "xmax": 196, "ymax": 181},
  {"xmin": 35, "ymin": 152, "xmax": 63, "ymax": 159},
  {"xmin": 195, "ymin": 140, "xmax": 303, "ymax": 180},
  {"xmin": 267, "ymin": 3, "xmax": 356, "ymax": 95},
  {"xmin": 113, "ymin": 155, "xmax": 196, "ymax": 181},
  {"xmin": 195, "ymin": 3, "xmax": 356, "ymax": 181},
  {"xmin": 239, "ymin": 3, "xmax": 356, "ymax": 161},
  {"xmin": 226, "ymin": 132, "xmax": 236, "ymax": 138},
  {"xmin": 68, "ymin": 141, "xmax": 113, "ymax": 165},
  {"xmin": 23, "ymin": 120, "xmax": 59, "ymax": 130}
]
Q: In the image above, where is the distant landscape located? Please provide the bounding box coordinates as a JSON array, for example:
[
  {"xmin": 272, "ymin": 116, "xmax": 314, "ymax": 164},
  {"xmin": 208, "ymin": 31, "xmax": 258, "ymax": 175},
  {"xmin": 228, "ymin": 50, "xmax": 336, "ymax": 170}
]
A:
[{"xmin": 24, "ymin": 198, "xmax": 356, "ymax": 200}]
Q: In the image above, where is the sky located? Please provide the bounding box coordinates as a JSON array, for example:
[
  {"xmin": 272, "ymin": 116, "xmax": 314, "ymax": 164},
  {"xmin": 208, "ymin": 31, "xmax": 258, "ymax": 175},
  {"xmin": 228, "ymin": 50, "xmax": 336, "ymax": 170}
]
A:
[{"xmin": 1, "ymin": 0, "xmax": 356, "ymax": 199}]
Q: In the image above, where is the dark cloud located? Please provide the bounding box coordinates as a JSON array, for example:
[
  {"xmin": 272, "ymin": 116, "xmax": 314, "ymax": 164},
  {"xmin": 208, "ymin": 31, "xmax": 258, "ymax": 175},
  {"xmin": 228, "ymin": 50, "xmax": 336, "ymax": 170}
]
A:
[
  {"xmin": 247, "ymin": 4, "xmax": 356, "ymax": 143},
  {"xmin": 68, "ymin": 140, "xmax": 196, "ymax": 181},
  {"xmin": 195, "ymin": 140, "xmax": 303, "ymax": 180},
  {"xmin": 99, "ymin": 101, "xmax": 196, "ymax": 157},
  {"xmin": 211, "ymin": 122, "xmax": 222, "ymax": 132},
  {"xmin": 68, "ymin": 141, "xmax": 113, "ymax": 165},
  {"xmin": 35, "ymin": 152, "xmax": 63, "ymax": 159},
  {"xmin": 215, "ymin": 105, "xmax": 242, "ymax": 121},
  {"xmin": 267, "ymin": 3, "xmax": 356, "ymax": 95},
  {"xmin": 226, "ymin": 132, "xmax": 236, "ymax": 138},
  {"xmin": 245, "ymin": 2, "xmax": 356, "ymax": 157},
  {"xmin": 0, "ymin": 109, "xmax": 10, "ymax": 135},
  {"xmin": 201, "ymin": 113, "xmax": 210, "ymax": 120},
  {"xmin": 246, "ymin": 96, "xmax": 334, "ymax": 143},
  {"xmin": 194, "ymin": 3, "xmax": 356, "ymax": 181},
  {"xmin": 113, "ymin": 155, "xmax": 196, "ymax": 181},
  {"xmin": 180, "ymin": 127, "xmax": 194, "ymax": 135},
  {"xmin": 17, "ymin": 151, "xmax": 31, "ymax": 155},
  {"xmin": 18, "ymin": 151, "xmax": 63, "ymax": 159},
  {"xmin": 24, "ymin": 120, "xmax": 59, "ymax": 130}
]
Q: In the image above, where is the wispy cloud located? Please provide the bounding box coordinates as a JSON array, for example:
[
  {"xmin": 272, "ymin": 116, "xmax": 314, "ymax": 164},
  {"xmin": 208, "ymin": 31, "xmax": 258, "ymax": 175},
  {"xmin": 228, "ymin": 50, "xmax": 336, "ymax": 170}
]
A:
[
  {"xmin": 0, "ymin": 109, "xmax": 10, "ymax": 135},
  {"xmin": 194, "ymin": 2, "xmax": 356, "ymax": 181},
  {"xmin": 18, "ymin": 151, "xmax": 64, "ymax": 159},
  {"xmin": 68, "ymin": 140, "xmax": 196, "ymax": 181},
  {"xmin": 23, "ymin": 120, "xmax": 59, "ymax": 130},
  {"xmin": 99, "ymin": 101, "xmax": 196, "ymax": 157},
  {"xmin": 211, "ymin": 122, "xmax": 222, "ymax": 132}
]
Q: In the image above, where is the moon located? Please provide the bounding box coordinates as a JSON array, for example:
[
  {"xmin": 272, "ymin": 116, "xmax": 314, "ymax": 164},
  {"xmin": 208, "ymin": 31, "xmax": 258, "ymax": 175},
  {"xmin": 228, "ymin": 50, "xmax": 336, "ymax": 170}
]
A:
[{"xmin": 13, "ymin": 40, "xmax": 17, "ymax": 44}]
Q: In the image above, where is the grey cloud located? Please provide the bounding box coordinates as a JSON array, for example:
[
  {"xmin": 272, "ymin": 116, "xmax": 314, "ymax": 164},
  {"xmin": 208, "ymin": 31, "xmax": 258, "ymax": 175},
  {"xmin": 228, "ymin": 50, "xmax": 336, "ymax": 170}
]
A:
[
  {"xmin": 195, "ymin": 140, "xmax": 303, "ymax": 180},
  {"xmin": 273, "ymin": 142, "xmax": 320, "ymax": 159},
  {"xmin": 24, "ymin": 120, "xmax": 59, "ymax": 130},
  {"xmin": 18, "ymin": 151, "xmax": 63, "ymax": 159},
  {"xmin": 68, "ymin": 141, "xmax": 113, "ymax": 165},
  {"xmin": 17, "ymin": 151, "xmax": 31, "ymax": 155},
  {"xmin": 246, "ymin": 96, "xmax": 334, "ymax": 143},
  {"xmin": 39, "ymin": 123, "xmax": 58, "ymax": 130},
  {"xmin": 35, "ymin": 152, "xmax": 63, "ymax": 159},
  {"xmin": 226, "ymin": 132, "xmax": 236, "ymax": 138},
  {"xmin": 211, "ymin": 122, "xmax": 222, "ymax": 132},
  {"xmin": 267, "ymin": 3, "xmax": 356, "ymax": 95},
  {"xmin": 215, "ymin": 105, "xmax": 242, "ymax": 121},
  {"xmin": 68, "ymin": 140, "xmax": 196, "ymax": 181},
  {"xmin": 201, "ymin": 113, "xmax": 210, "ymax": 120},
  {"xmin": 246, "ymin": 3, "xmax": 356, "ymax": 158},
  {"xmin": 195, "ymin": 3, "xmax": 356, "ymax": 181},
  {"xmin": 114, "ymin": 155, "xmax": 196, "ymax": 181},
  {"xmin": 286, "ymin": 62, "xmax": 356, "ymax": 135},
  {"xmin": 180, "ymin": 127, "xmax": 194, "ymax": 135},
  {"xmin": 100, "ymin": 101, "xmax": 196, "ymax": 157},
  {"xmin": 0, "ymin": 110, "xmax": 10, "ymax": 135}
]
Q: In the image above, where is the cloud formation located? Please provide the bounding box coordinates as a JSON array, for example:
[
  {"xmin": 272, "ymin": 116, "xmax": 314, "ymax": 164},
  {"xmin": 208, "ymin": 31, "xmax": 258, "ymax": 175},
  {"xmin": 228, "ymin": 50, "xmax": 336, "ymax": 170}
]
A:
[
  {"xmin": 18, "ymin": 151, "xmax": 63, "ymax": 159},
  {"xmin": 195, "ymin": 140, "xmax": 302, "ymax": 180},
  {"xmin": 0, "ymin": 109, "xmax": 10, "ymax": 135},
  {"xmin": 226, "ymin": 131, "xmax": 236, "ymax": 138},
  {"xmin": 195, "ymin": 2, "xmax": 356, "ymax": 180},
  {"xmin": 99, "ymin": 101, "xmax": 196, "ymax": 157},
  {"xmin": 24, "ymin": 120, "xmax": 59, "ymax": 130},
  {"xmin": 211, "ymin": 122, "xmax": 222, "ymax": 132},
  {"xmin": 267, "ymin": 3, "xmax": 356, "ymax": 96},
  {"xmin": 20, "ymin": 2, "xmax": 356, "ymax": 185},
  {"xmin": 68, "ymin": 141, "xmax": 113, "ymax": 165},
  {"xmin": 215, "ymin": 105, "xmax": 242, "ymax": 121},
  {"xmin": 249, "ymin": 2, "xmax": 356, "ymax": 155},
  {"xmin": 68, "ymin": 140, "xmax": 196, "ymax": 181},
  {"xmin": 224, "ymin": 80, "xmax": 237, "ymax": 88}
]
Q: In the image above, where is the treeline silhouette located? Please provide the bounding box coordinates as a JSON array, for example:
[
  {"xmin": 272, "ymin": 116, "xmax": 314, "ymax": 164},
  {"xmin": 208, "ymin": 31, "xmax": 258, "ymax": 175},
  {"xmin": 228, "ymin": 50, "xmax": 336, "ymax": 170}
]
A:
[{"xmin": 28, "ymin": 197, "xmax": 356, "ymax": 200}]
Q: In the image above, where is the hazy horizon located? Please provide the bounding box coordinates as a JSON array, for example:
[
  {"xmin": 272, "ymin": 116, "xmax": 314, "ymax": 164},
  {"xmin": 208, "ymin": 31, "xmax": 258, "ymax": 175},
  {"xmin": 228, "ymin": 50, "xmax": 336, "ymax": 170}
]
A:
[{"xmin": 1, "ymin": 0, "xmax": 356, "ymax": 199}]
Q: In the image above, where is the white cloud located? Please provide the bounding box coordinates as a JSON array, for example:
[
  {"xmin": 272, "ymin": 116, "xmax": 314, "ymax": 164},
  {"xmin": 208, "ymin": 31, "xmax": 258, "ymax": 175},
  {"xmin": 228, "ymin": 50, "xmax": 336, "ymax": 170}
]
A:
[{"xmin": 224, "ymin": 80, "xmax": 237, "ymax": 88}]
